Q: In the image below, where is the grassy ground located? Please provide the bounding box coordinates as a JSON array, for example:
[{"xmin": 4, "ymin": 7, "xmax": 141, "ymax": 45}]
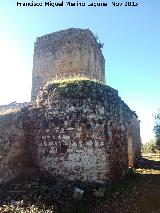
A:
[{"xmin": 1, "ymin": 154, "xmax": 160, "ymax": 213}]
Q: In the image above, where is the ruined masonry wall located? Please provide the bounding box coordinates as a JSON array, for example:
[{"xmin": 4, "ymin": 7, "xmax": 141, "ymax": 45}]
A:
[
  {"xmin": 0, "ymin": 110, "xmax": 33, "ymax": 184},
  {"xmin": 31, "ymin": 28, "xmax": 105, "ymax": 100},
  {"xmin": 28, "ymin": 81, "xmax": 141, "ymax": 182},
  {"xmin": 0, "ymin": 81, "xmax": 141, "ymax": 183}
]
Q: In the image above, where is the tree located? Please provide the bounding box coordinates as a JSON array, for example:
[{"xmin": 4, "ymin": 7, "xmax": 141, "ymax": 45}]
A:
[
  {"xmin": 154, "ymin": 110, "xmax": 160, "ymax": 150},
  {"xmin": 142, "ymin": 139, "xmax": 157, "ymax": 154}
]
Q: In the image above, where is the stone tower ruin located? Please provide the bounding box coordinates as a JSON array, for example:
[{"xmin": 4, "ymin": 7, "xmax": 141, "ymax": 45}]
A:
[
  {"xmin": 0, "ymin": 28, "xmax": 141, "ymax": 184},
  {"xmin": 31, "ymin": 28, "xmax": 105, "ymax": 100}
]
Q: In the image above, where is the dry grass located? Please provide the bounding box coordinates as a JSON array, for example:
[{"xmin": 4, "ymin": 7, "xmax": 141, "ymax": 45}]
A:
[
  {"xmin": 0, "ymin": 108, "xmax": 19, "ymax": 116},
  {"xmin": 45, "ymin": 75, "xmax": 103, "ymax": 87},
  {"xmin": 135, "ymin": 154, "xmax": 160, "ymax": 175},
  {"xmin": 95, "ymin": 154, "xmax": 160, "ymax": 213},
  {"xmin": 1, "ymin": 155, "xmax": 160, "ymax": 212},
  {"xmin": 142, "ymin": 153, "xmax": 160, "ymax": 161},
  {"xmin": 0, "ymin": 202, "xmax": 54, "ymax": 213},
  {"xmin": 135, "ymin": 168, "xmax": 160, "ymax": 175}
]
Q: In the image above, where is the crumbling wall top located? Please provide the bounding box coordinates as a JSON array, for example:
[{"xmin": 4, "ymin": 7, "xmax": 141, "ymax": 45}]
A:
[{"xmin": 31, "ymin": 28, "xmax": 105, "ymax": 100}]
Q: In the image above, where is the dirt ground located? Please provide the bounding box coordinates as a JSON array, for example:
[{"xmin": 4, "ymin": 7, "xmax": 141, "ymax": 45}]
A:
[
  {"xmin": 1, "ymin": 154, "xmax": 160, "ymax": 213},
  {"xmin": 95, "ymin": 154, "xmax": 160, "ymax": 213}
]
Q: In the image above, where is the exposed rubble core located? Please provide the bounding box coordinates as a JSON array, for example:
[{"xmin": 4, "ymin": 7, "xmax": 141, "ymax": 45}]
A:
[
  {"xmin": 0, "ymin": 108, "xmax": 33, "ymax": 184},
  {"xmin": 0, "ymin": 80, "xmax": 141, "ymax": 183}
]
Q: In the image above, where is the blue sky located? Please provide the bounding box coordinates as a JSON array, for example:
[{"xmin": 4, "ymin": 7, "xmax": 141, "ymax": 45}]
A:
[{"xmin": 0, "ymin": 0, "xmax": 160, "ymax": 143}]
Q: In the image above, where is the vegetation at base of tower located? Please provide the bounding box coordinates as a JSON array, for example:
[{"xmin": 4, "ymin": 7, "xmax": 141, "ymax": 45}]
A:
[
  {"xmin": 46, "ymin": 75, "xmax": 103, "ymax": 86},
  {"xmin": 154, "ymin": 109, "xmax": 160, "ymax": 150},
  {"xmin": 35, "ymin": 76, "xmax": 118, "ymax": 108}
]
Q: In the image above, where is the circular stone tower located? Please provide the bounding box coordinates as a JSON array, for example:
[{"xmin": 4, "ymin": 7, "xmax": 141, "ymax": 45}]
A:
[{"xmin": 31, "ymin": 28, "xmax": 105, "ymax": 100}]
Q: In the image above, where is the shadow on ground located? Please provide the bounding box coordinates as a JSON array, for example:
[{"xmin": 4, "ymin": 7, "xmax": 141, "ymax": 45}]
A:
[
  {"xmin": 137, "ymin": 155, "xmax": 160, "ymax": 170},
  {"xmin": 1, "ymin": 155, "xmax": 160, "ymax": 213},
  {"xmin": 95, "ymin": 155, "xmax": 160, "ymax": 213}
]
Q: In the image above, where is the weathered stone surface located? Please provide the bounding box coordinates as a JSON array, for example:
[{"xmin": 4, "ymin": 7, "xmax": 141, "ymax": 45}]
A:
[
  {"xmin": 0, "ymin": 109, "xmax": 33, "ymax": 183},
  {"xmin": 0, "ymin": 80, "xmax": 141, "ymax": 183},
  {"xmin": 0, "ymin": 28, "xmax": 141, "ymax": 184},
  {"xmin": 26, "ymin": 80, "xmax": 141, "ymax": 182},
  {"xmin": 31, "ymin": 28, "xmax": 105, "ymax": 100}
]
